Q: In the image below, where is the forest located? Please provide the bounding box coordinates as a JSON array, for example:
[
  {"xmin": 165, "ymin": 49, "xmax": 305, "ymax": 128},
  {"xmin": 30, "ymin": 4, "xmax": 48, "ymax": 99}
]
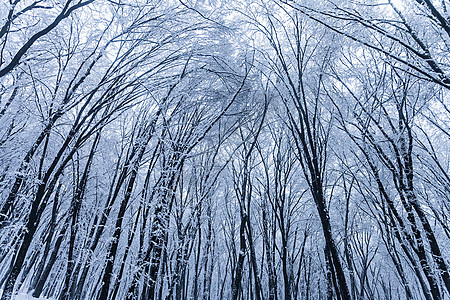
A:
[{"xmin": 0, "ymin": 0, "xmax": 449, "ymax": 299}]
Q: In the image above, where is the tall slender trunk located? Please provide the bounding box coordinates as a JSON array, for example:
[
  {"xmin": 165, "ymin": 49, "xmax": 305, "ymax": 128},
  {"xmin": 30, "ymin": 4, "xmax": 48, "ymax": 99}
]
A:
[
  {"xmin": 231, "ymin": 214, "xmax": 247, "ymax": 300},
  {"xmin": 32, "ymin": 219, "xmax": 69, "ymax": 298},
  {"xmin": 29, "ymin": 183, "xmax": 62, "ymax": 294},
  {"xmin": 60, "ymin": 133, "xmax": 100, "ymax": 300},
  {"xmin": 110, "ymin": 207, "xmax": 141, "ymax": 300},
  {"xmin": 98, "ymin": 130, "xmax": 149, "ymax": 300}
]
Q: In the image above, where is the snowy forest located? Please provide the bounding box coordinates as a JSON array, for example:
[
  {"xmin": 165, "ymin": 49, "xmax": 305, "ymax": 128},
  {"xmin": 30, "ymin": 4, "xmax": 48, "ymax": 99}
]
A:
[{"xmin": 0, "ymin": 0, "xmax": 449, "ymax": 299}]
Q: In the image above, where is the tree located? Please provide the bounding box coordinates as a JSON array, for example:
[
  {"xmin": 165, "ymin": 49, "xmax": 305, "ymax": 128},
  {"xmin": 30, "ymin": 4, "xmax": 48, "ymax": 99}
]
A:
[
  {"xmin": 331, "ymin": 45, "xmax": 450, "ymax": 299},
  {"xmin": 244, "ymin": 5, "xmax": 351, "ymax": 298}
]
